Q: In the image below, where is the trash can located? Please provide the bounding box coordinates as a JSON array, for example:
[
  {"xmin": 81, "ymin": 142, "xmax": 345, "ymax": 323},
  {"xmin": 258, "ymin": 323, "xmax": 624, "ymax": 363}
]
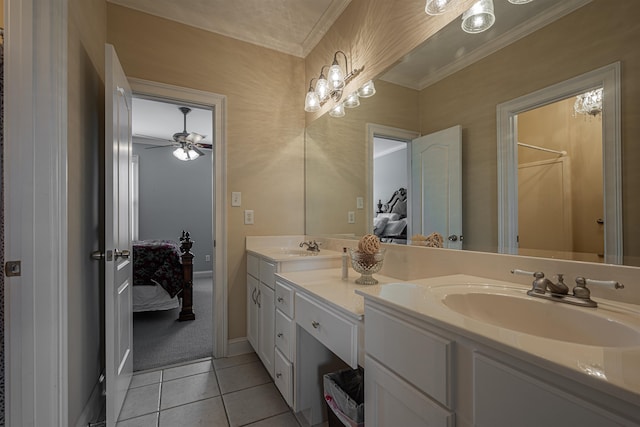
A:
[{"xmin": 323, "ymin": 367, "xmax": 365, "ymax": 427}]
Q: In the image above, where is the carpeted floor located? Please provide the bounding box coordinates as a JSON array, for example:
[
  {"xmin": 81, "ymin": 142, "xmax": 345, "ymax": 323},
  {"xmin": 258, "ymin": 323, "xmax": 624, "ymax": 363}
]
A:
[{"xmin": 133, "ymin": 277, "xmax": 214, "ymax": 372}]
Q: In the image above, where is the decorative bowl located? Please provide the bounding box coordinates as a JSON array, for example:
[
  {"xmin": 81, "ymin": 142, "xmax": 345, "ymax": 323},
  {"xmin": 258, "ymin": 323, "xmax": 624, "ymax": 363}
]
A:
[{"xmin": 348, "ymin": 248, "xmax": 386, "ymax": 285}]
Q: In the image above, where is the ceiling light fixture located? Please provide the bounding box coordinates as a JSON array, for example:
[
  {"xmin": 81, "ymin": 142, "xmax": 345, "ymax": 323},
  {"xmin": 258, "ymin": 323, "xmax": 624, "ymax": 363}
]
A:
[
  {"xmin": 461, "ymin": 0, "xmax": 495, "ymax": 34},
  {"xmin": 425, "ymin": 0, "xmax": 453, "ymax": 15},
  {"xmin": 574, "ymin": 87, "xmax": 603, "ymax": 117},
  {"xmin": 171, "ymin": 107, "xmax": 206, "ymax": 161},
  {"xmin": 304, "ymin": 50, "xmax": 371, "ymax": 117}
]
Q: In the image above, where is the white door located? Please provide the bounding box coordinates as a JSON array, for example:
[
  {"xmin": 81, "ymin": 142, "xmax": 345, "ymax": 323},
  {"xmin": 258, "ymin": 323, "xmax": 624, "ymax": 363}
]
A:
[
  {"xmin": 105, "ymin": 44, "xmax": 134, "ymax": 426},
  {"xmin": 410, "ymin": 126, "xmax": 462, "ymax": 249}
]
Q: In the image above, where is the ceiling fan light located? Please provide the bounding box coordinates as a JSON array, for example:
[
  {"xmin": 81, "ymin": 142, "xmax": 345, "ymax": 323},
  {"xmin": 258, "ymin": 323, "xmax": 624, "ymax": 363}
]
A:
[
  {"xmin": 357, "ymin": 80, "xmax": 376, "ymax": 98},
  {"xmin": 187, "ymin": 148, "xmax": 200, "ymax": 160},
  {"xmin": 173, "ymin": 147, "xmax": 189, "ymax": 161},
  {"xmin": 425, "ymin": 0, "xmax": 452, "ymax": 15},
  {"xmin": 462, "ymin": 0, "xmax": 495, "ymax": 34},
  {"xmin": 329, "ymin": 102, "xmax": 345, "ymax": 118}
]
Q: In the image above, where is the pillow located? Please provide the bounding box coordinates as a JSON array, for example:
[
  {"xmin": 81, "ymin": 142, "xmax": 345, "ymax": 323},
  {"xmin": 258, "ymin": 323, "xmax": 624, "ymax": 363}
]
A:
[
  {"xmin": 381, "ymin": 218, "xmax": 407, "ymax": 237},
  {"xmin": 373, "ymin": 216, "xmax": 389, "ymax": 236},
  {"xmin": 391, "ymin": 199, "xmax": 407, "ymax": 217},
  {"xmin": 376, "ymin": 212, "xmax": 400, "ymax": 221}
]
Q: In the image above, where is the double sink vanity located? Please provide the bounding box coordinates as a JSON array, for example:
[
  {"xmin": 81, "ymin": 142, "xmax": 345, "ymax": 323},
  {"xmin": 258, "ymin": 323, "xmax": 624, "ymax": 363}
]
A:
[{"xmin": 246, "ymin": 236, "xmax": 640, "ymax": 427}]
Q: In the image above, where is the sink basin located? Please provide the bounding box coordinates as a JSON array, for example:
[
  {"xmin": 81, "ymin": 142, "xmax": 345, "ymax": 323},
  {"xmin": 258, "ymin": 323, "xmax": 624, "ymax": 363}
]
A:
[
  {"xmin": 441, "ymin": 289, "xmax": 640, "ymax": 347},
  {"xmin": 275, "ymin": 248, "xmax": 319, "ymax": 257}
]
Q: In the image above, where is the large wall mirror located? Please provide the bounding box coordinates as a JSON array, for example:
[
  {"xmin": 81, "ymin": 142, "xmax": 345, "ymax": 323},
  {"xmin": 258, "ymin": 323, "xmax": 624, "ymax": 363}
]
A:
[{"xmin": 304, "ymin": 0, "xmax": 640, "ymax": 266}]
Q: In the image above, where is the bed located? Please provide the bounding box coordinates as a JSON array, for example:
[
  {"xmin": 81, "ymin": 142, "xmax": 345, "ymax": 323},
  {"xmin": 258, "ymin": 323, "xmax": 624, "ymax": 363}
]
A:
[
  {"xmin": 374, "ymin": 187, "xmax": 408, "ymax": 244},
  {"xmin": 132, "ymin": 231, "xmax": 196, "ymax": 319}
]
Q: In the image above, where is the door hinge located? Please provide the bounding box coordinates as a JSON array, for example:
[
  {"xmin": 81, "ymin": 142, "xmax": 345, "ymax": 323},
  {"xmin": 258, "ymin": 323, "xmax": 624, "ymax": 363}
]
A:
[{"xmin": 4, "ymin": 261, "xmax": 21, "ymax": 277}]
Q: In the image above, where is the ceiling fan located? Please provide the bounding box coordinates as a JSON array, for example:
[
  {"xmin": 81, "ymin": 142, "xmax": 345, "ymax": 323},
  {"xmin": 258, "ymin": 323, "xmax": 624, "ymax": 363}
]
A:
[{"xmin": 140, "ymin": 106, "xmax": 212, "ymax": 161}]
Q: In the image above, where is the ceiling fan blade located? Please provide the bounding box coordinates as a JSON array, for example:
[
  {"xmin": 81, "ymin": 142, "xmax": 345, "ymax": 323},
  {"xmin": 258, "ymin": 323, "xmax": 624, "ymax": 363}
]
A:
[
  {"xmin": 191, "ymin": 145, "xmax": 205, "ymax": 157},
  {"xmin": 133, "ymin": 133, "xmax": 173, "ymax": 144},
  {"xmin": 194, "ymin": 142, "xmax": 213, "ymax": 150},
  {"xmin": 144, "ymin": 144, "xmax": 175, "ymax": 150}
]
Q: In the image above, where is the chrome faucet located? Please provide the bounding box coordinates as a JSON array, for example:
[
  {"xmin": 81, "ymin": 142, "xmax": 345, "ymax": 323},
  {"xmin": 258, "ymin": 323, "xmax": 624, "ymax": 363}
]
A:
[
  {"xmin": 511, "ymin": 269, "xmax": 623, "ymax": 308},
  {"xmin": 299, "ymin": 240, "xmax": 321, "ymax": 252}
]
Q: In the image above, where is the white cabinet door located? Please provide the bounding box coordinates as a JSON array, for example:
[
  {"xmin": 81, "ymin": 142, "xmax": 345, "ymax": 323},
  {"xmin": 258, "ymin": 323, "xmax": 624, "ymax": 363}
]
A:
[
  {"xmin": 247, "ymin": 274, "xmax": 259, "ymax": 351},
  {"xmin": 365, "ymin": 356, "xmax": 454, "ymax": 427},
  {"xmin": 258, "ymin": 282, "xmax": 275, "ymax": 377}
]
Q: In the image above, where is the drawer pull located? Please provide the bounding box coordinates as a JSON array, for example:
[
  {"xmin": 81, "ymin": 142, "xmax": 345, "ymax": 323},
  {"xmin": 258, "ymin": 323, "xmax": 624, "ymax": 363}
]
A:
[
  {"xmin": 311, "ymin": 320, "xmax": 320, "ymax": 329},
  {"xmin": 276, "ymin": 372, "xmax": 282, "ymax": 379},
  {"xmin": 277, "ymin": 333, "xmax": 284, "ymax": 338},
  {"xmin": 277, "ymin": 296, "xmax": 284, "ymax": 303}
]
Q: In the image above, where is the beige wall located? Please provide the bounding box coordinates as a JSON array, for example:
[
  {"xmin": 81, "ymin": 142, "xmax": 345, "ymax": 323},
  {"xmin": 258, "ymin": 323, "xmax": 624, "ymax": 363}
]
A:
[
  {"xmin": 106, "ymin": 4, "xmax": 306, "ymax": 340},
  {"xmin": 518, "ymin": 98, "xmax": 604, "ymax": 259},
  {"xmin": 419, "ymin": 0, "xmax": 640, "ymax": 259},
  {"xmin": 68, "ymin": 0, "xmax": 107, "ymax": 424}
]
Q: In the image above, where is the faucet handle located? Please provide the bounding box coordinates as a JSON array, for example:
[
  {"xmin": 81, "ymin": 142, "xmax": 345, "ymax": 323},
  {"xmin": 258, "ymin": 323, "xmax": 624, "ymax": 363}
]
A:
[{"xmin": 575, "ymin": 276, "xmax": 624, "ymax": 290}]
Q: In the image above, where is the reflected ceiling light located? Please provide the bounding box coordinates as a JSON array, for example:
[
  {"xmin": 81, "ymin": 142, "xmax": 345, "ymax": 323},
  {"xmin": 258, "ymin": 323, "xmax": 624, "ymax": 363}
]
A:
[
  {"xmin": 461, "ymin": 0, "xmax": 495, "ymax": 34},
  {"xmin": 357, "ymin": 80, "xmax": 376, "ymax": 98},
  {"xmin": 344, "ymin": 92, "xmax": 360, "ymax": 108},
  {"xmin": 508, "ymin": 0, "xmax": 533, "ymax": 4},
  {"xmin": 329, "ymin": 103, "xmax": 346, "ymax": 118},
  {"xmin": 173, "ymin": 145, "xmax": 201, "ymax": 161},
  {"xmin": 425, "ymin": 0, "xmax": 453, "ymax": 15},
  {"xmin": 304, "ymin": 50, "xmax": 370, "ymax": 117},
  {"xmin": 574, "ymin": 87, "xmax": 603, "ymax": 117}
]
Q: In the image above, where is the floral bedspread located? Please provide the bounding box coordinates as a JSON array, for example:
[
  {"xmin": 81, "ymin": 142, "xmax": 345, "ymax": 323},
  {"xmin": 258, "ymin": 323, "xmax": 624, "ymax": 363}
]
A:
[{"xmin": 132, "ymin": 240, "xmax": 184, "ymax": 298}]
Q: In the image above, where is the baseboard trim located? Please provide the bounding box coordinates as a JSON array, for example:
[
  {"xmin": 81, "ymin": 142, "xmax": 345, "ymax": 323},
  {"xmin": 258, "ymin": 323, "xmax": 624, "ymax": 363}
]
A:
[
  {"xmin": 75, "ymin": 375, "xmax": 104, "ymax": 427},
  {"xmin": 194, "ymin": 270, "xmax": 213, "ymax": 279},
  {"xmin": 226, "ymin": 337, "xmax": 253, "ymax": 357}
]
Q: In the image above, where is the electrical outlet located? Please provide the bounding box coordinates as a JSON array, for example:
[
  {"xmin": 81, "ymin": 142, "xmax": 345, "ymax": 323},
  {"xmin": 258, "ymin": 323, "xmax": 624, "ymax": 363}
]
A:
[
  {"xmin": 356, "ymin": 196, "xmax": 364, "ymax": 209},
  {"xmin": 244, "ymin": 210, "xmax": 254, "ymax": 225},
  {"xmin": 348, "ymin": 211, "xmax": 355, "ymax": 224},
  {"xmin": 205, "ymin": 255, "xmax": 211, "ymax": 262},
  {"xmin": 231, "ymin": 192, "xmax": 242, "ymax": 207}
]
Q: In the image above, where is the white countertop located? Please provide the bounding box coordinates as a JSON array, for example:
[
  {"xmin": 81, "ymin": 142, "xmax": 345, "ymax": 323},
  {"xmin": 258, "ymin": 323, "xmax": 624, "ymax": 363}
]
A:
[
  {"xmin": 247, "ymin": 247, "xmax": 343, "ymax": 263},
  {"xmin": 275, "ymin": 268, "xmax": 399, "ymax": 320},
  {"xmin": 355, "ymin": 274, "xmax": 640, "ymax": 407}
]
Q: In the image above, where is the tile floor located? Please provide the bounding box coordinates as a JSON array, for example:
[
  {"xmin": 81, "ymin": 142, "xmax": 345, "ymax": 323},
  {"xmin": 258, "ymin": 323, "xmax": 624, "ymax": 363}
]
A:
[{"xmin": 116, "ymin": 352, "xmax": 301, "ymax": 427}]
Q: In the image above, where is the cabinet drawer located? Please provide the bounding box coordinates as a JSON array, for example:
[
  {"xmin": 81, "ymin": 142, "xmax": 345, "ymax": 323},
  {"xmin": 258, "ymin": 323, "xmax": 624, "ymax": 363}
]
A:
[
  {"xmin": 275, "ymin": 281, "xmax": 294, "ymax": 318},
  {"xmin": 365, "ymin": 305, "xmax": 453, "ymax": 408},
  {"xmin": 274, "ymin": 348, "xmax": 293, "ymax": 407},
  {"xmin": 260, "ymin": 259, "xmax": 276, "ymax": 289},
  {"xmin": 275, "ymin": 309, "xmax": 294, "ymax": 360},
  {"xmin": 247, "ymin": 253, "xmax": 259, "ymax": 278},
  {"xmin": 296, "ymin": 292, "xmax": 357, "ymax": 368}
]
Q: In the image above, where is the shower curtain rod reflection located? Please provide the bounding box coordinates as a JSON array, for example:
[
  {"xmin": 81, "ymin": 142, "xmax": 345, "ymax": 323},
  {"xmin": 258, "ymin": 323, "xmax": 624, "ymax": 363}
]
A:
[{"xmin": 517, "ymin": 141, "xmax": 567, "ymax": 156}]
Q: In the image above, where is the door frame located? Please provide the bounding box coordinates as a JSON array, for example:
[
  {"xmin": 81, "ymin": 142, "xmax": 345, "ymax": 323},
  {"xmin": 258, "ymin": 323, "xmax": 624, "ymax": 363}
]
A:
[
  {"xmin": 5, "ymin": 0, "xmax": 69, "ymax": 426},
  {"xmin": 129, "ymin": 78, "xmax": 228, "ymax": 358},
  {"xmin": 497, "ymin": 62, "xmax": 622, "ymax": 263}
]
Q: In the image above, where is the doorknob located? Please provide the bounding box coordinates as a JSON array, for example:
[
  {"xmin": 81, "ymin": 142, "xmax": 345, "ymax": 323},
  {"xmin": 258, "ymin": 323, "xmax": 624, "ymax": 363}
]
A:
[
  {"xmin": 448, "ymin": 235, "xmax": 458, "ymax": 242},
  {"xmin": 114, "ymin": 249, "xmax": 131, "ymax": 260},
  {"xmin": 90, "ymin": 251, "xmax": 105, "ymax": 261}
]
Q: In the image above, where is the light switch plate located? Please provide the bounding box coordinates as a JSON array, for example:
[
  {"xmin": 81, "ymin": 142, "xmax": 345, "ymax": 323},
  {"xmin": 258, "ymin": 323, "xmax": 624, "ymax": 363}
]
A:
[
  {"xmin": 232, "ymin": 192, "xmax": 242, "ymax": 207},
  {"xmin": 348, "ymin": 211, "xmax": 355, "ymax": 224},
  {"xmin": 356, "ymin": 196, "xmax": 364, "ymax": 209},
  {"xmin": 244, "ymin": 210, "xmax": 254, "ymax": 225}
]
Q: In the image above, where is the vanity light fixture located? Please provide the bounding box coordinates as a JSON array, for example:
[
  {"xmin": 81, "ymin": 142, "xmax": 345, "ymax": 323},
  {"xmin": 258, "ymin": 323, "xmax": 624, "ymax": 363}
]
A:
[
  {"xmin": 508, "ymin": 0, "xmax": 533, "ymax": 4},
  {"xmin": 304, "ymin": 50, "xmax": 367, "ymax": 115},
  {"xmin": 574, "ymin": 87, "xmax": 603, "ymax": 117},
  {"xmin": 329, "ymin": 102, "xmax": 346, "ymax": 118},
  {"xmin": 425, "ymin": 0, "xmax": 454, "ymax": 15},
  {"xmin": 461, "ymin": 0, "xmax": 495, "ymax": 34}
]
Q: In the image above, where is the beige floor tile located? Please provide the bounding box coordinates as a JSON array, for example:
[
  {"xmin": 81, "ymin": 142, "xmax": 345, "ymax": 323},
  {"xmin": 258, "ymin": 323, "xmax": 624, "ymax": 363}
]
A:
[
  {"xmin": 162, "ymin": 359, "xmax": 214, "ymax": 381},
  {"xmin": 116, "ymin": 412, "xmax": 159, "ymax": 427},
  {"xmin": 160, "ymin": 370, "xmax": 221, "ymax": 410},
  {"xmin": 216, "ymin": 361, "xmax": 271, "ymax": 394},
  {"xmin": 130, "ymin": 371, "xmax": 162, "ymax": 389},
  {"xmin": 222, "ymin": 383, "xmax": 289, "ymax": 427},
  {"xmin": 119, "ymin": 383, "xmax": 161, "ymax": 421},
  {"xmin": 243, "ymin": 411, "xmax": 301, "ymax": 427},
  {"xmin": 159, "ymin": 396, "xmax": 229, "ymax": 427},
  {"xmin": 213, "ymin": 352, "xmax": 259, "ymax": 370}
]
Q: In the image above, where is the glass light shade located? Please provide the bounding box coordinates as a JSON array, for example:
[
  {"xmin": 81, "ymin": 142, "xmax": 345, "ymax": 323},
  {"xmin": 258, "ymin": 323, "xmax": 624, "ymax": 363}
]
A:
[
  {"xmin": 508, "ymin": 0, "xmax": 533, "ymax": 3},
  {"xmin": 187, "ymin": 132, "xmax": 204, "ymax": 144},
  {"xmin": 425, "ymin": 0, "xmax": 452, "ymax": 15},
  {"xmin": 315, "ymin": 77, "xmax": 330, "ymax": 102},
  {"xmin": 304, "ymin": 90, "xmax": 321, "ymax": 112},
  {"xmin": 329, "ymin": 103, "xmax": 345, "ymax": 118},
  {"xmin": 461, "ymin": 0, "xmax": 495, "ymax": 34},
  {"xmin": 357, "ymin": 80, "xmax": 376, "ymax": 98},
  {"xmin": 187, "ymin": 148, "xmax": 200, "ymax": 160},
  {"xmin": 328, "ymin": 64, "xmax": 345, "ymax": 90},
  {"xmin": 173, "ymin": 147, "xmax": 189, "ymax": 161},
  {"xmin": 344, "ymin": 92, "xmax": 360, "ymax": 108},
  {"xmin": 574, "ymin": 88, "xmax": 603, "ymax": 116}
]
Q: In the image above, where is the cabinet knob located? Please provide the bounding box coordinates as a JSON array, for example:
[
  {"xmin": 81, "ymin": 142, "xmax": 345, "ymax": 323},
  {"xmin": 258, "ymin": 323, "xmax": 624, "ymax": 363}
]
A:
[
  {"xmin": 311, "ymin": 320, "xmax": 320, "ymax": 329},
  {"xmin": 277, "ymin": 333, "xmax": 283, "ymax": 338},
  {"xmin": 276, "ymin": 373, "xmax": 282, "ymax": 379},
  {"xmin": 277, "ymin": 297, "xmax": 284, "ymax": 303}
]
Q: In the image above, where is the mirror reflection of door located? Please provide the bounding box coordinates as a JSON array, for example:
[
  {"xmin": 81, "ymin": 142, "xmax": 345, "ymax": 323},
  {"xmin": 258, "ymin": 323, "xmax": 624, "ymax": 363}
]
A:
[{"xmin": 516, "ymin": 95, "xmax": 604, "ymax": 262}]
